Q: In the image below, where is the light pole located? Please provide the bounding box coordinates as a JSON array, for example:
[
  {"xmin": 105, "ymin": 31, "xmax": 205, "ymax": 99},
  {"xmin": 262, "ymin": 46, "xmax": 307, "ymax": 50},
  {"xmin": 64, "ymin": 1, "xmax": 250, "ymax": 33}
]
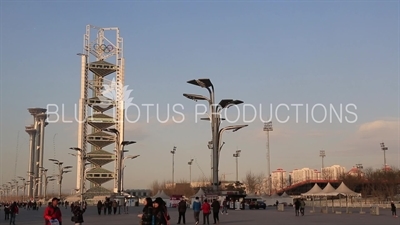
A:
[
  {"xmin": 263, "ymin": 122, "xmax": 273, "ymax": 195},
  {"xmin": 44, "ymin": 176, "xmax": 55, "ymax": 202},
  {"xmin": 70, "ymin": 147, "xmax": 90, "ymax": 207},
  {"xmin": 121, "ymin": 155, "xmax": 140, "ymax": 192},
  {"xmin": 188, "ymin": 159, "xmax": 194, "ymax": 186},
  {"xmin": 12, "ymin": 179, "xmax": 19, "ymax": 198},
  {"xmin": 233, "ymin": 150, "xmax": 241, "ymax": 182},
  {"xmin": 319, "ymin": 150, "xmax": 326, "ymax": 179},
  {"xmin": 171, "ymin": 146, "xmax": 177, "ymax": 186},
  {"xmin": 103, "ymin": 128, "xmax": 136, "ymax": 194},
  {"xmin": 380, "ymin": 142, "xmax": 388, "ymax": 169},
  {"xmin": 49, "ymin": 159, "xmax": 72, "ymax": 200},
  {"xmin": 184, "ymin": 78, "xmax": 247, "ymax": 192},
  {"xmin": 18, "ymin": 177, "xmax": 27, "ymax": 201}
]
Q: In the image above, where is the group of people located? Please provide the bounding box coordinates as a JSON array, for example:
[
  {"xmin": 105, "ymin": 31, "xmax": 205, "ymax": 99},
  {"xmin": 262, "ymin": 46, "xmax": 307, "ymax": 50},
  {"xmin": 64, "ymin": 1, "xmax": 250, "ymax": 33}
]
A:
[
  {"xmin": 293, "ymin": 198, "xmax": 306, "ymax": 216},
  {"xmin": 138, "ymin": 197, "xmax": 170, "ymax": 225},
  {"xmin": 3, "ymin": 201, "xmax": 19, "ymax": 225},
  {"xmin": 43, "ymin": 197, "xmax": 86, "ymax": 225},
  {"xmin": 96, "ymin": 198, "xmax": 126, "ymax": 215}
]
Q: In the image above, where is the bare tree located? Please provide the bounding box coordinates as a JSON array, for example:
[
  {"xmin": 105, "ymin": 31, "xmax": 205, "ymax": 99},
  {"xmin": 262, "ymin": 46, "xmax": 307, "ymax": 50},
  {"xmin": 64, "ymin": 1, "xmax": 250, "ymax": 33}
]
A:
[{"xmin": 243, "ymin": 171, "xmax": 265, "ymax": 194}]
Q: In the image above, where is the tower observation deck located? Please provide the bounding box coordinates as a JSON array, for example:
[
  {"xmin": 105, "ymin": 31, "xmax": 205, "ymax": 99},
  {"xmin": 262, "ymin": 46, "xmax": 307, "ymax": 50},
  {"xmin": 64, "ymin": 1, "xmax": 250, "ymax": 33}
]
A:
[{"xmin": 76, "ymin": 25, "xmax": 125, "ymax": 196}]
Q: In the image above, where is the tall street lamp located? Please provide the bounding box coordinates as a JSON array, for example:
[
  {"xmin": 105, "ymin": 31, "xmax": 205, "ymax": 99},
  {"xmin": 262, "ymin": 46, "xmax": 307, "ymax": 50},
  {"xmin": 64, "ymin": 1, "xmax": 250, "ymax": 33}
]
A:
[
  {"xmin": 18, "ymin": 177, "xmax": 27, "ymax": 201},
  {"xmin": 70, "ymin": 147, "xmax": 91, "ymax": 207},
  {"xmin": 233, "ymin": 150, "xmax": 241, "ymax": 182},
  {"xmin": 263, "ymin": 122, "xmax": 273, "ymax": 195},
  {"xmin": 12, "ymin": 179, "xmax": 19, "ymax": 197},
  {"xmin": 103, "ymin": 128, "xmax": 136, "ymax": 194},
  {"xmin": 319, "ymin": 150, "xmax": 326, "ymax": 179},
  {"xmin": 49, "ymin": 159, "xmax": 72, "ymax": 200},
  {"xmin": 184, "ymin": 78, "xmax": 248, "ymax": 191},
  {"xmin": 171, "ymin": 146, "xmax": 177, "ymax": 186},
  {"xmin": 121, "ymin": 154, "xmax": 140, "ymax": 192},
  {"xmin": 380, "ymin": 142, "xmax": 388, "ymax": 170},
  {"xmin": 188, "ymin": 159, "xmax": 194, "ymax": 186}
]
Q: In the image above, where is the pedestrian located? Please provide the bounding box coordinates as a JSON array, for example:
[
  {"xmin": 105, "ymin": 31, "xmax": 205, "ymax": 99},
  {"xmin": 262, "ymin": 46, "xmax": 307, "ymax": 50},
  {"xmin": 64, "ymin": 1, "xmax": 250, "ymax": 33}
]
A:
[
  {"xmin": 211, "ymin": 199, "xmax": 220, "ymax": 224},
  {"xmin": 96, "ymin": 201, "xmax": 102, "ymax": 215},
  {"xmin": 391, "ymin": 201, "xmax": 397, "ymax": 217},
  {"xmin": 201, "ymin": 199, "xmax": 211, "ymax": 225},
  {"xmin": 221, "ymin": 199, "xmax": 228, "ymax": 215},
  {"xmin": 72, "ymin": 203, "xmax": 86, "ymax": 225},
  {"xmin": 44, "ymin": 197, "xmax": 62, "ymax": 225},
  {"xmin": 9, "ymin": 202, "xmax": 18, "ymax": 225},
  {"xmin": 138, "ymin": 197, "xmax": 153, "ymax": 225},
  {"xmin": 112, "ymin": 200, "xmax": 117, "ymax": 215},
  {"xmin": 294, "ymin": 199, "xmax": 300, "ymax": 216},
  {"xmin": 192, "ymin": 197, "xmax": 201, "ymax": 225},
  {"xmin": 177, "ymin": 199, "xmax": 186, "ymax": 224},
  {"xmin": 152, "ymin": 198, "xmax": 168, "ymax": 225},
  {"xmin": 4, "ymin": 203, "xmax": 10, "ymax": 220},
  {"xmin": 300, "ymin": 199, "xmax": 306, "ymax": 216}
]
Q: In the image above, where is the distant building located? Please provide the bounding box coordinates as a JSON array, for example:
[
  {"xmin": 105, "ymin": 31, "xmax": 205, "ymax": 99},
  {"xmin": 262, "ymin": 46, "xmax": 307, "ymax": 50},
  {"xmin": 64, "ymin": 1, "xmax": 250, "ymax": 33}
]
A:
[
  {"xmin": 125, "ymin": 189, "xmax": 151, "ymax": 197},
  {"xmin": 321, "ymin": 165, "xmax": 345, "ymax": 180},
  {"xmin": 291, "ymin": 168, "xmax": 321, "ymax": 184},
  {"xmin": 271, "ymin": 168, "xmax": 286, "ymax": 191},
  {"xmin": 347, "ymin": 166, "xmax": 364, "ymax": 177}
]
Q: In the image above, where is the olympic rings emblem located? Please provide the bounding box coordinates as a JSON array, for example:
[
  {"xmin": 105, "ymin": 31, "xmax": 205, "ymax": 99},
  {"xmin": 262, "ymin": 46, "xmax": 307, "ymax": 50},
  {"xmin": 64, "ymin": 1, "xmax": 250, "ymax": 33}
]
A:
[{"xmin": 93, "ymin": 44, "xmax": 114, "ymax": 53}]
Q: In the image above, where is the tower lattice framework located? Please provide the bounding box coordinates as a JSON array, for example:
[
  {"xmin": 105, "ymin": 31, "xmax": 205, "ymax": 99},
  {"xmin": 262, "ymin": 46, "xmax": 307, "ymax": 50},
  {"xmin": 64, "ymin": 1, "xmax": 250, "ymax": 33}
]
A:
[{"xmin": 77, "ymin": 25, "xmax": 125, "ymax": 195}]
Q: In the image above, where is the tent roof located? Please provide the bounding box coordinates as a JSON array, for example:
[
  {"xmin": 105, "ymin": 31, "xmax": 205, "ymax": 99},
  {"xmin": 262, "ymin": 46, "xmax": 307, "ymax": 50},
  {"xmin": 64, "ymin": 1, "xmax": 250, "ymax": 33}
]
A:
[
  {"xmin": 301, "ymin": 184, "xmax": 323, "ymax": 196},
  {"xmin": 280, "ymin": 192, "xmax": 290, "ymax": 197},
  {"xmin": 320, "ymin": 183, "xmax": 336, "ymax": 194},
  {"xmin": 192, "ymin": 188, "xmax": 206, "ymax": 198},
  {"xmin": 333, "ymin": 182, "xmax": 361, "ymax": 197},
  {"xmin": 152, "ymin": 190, "xmax": 170, "ymax": 199}
]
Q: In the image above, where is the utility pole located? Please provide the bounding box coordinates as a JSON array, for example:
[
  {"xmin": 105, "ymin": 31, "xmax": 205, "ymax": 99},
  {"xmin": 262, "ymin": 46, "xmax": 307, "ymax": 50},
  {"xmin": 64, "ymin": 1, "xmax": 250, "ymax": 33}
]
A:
[
  {"xmin": 188, "ymin": 159, "xmax": 194, "ymax": 186},
  {"xmin": 319, "ymin": 150, "xmax": 326, "ymax": 179},
  {"xmin": 171, "ymin": 146, "xmax": 177, "ymax": 187},
  {"xmin": 233, "ymin": 150, "xmax": 241, "ymax": 182},
  {"xmin": 263, "ymin": 122, "xmax": 273, "ymax": 195},
  {"xmin": 380, "ymin": 142, "xmax": 388, "ymax": 170}
]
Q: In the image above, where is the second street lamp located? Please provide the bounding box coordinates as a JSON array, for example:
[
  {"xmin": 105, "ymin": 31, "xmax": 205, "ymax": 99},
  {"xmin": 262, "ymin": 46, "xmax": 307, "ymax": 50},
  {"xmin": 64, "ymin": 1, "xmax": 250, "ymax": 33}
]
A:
[
  {"xmin": 184, "ymin": 78, "xmax": 248, "ymax": 192},
  {"xmin": 171, "ymin": 146, "xmax": 177, "ymax": 187},
  {"xmin": 233, "ymin": 150, "xmax": 241, "ymax": 182},
  {"xmin": 49, "ymin": 159, "xmax": 72, "ymax": 199},
  {"xmin": 188, "ymin": 159, "xmax": 194, "ymax": 186}
]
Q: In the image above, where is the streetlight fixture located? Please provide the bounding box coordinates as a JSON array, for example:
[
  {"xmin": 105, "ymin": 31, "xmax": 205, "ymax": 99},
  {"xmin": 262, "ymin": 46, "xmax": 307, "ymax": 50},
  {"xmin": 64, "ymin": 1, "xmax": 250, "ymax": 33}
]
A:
[
  {"xmin": 380, "ymin": 142, "xmax": 388, "ymax": 170},
  {"xmin": 49, "ymin": 159, "xmax": 72, "ymax": 199},
  {"xmin": 121, "ymin": 154, "xmax": 140, "ymax": 192},
  {"xmin": 184, "ymin": 78, "xmax": 248, "ymax": 191},
  {"xmin": 171, "ymin": 146, "xmax": 177, "ymax": 187},
  {"xmin": 18, "ymin": 177, "xmax": 27, "ymax": 201},
  {"xmin": 263, "ymin": 121, "xmax": 273, "ymax": 195},
  {"xmin": 70, "ymin": 147, "xmax": 91, "ymax": 207},
  {"xmin": 188, "ymin": 159, "xmax": 194, "ymax": 186},
  {"xmin": 233, "ymin": 150, "xmax": 241, "ymax": 182},
  {"xmin": 319, "ymin": 150, "xmax": 326, "ymax": 179}
]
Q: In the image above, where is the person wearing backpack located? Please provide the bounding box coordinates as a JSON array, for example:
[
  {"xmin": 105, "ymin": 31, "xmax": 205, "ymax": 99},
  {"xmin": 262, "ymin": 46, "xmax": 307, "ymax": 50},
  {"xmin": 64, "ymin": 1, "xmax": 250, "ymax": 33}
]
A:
[{"xmin": 9, "ymin": 202, "xmax": 19, "ymax": 225}]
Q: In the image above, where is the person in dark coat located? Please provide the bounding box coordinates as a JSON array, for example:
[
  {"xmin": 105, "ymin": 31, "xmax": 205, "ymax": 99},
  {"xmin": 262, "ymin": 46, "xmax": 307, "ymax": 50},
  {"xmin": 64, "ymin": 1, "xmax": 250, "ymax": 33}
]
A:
[
  {"xmin": 294, "ymin": 199, "xmax": 301, "ymax": 216},
  {"xmin": 391, "ymin": 201, "xmax": 397, "ymax": 217},
  {"xmin": 96, "ymin": 200, "xmax": 102, "ymax": 215},
  {"xmin": 211, "ymin": 199, "xmax": 220, "ymax": 224},
  {"xmin": 72, "ymin": 203, "xmax": 86, "ymax": 225},
  {"xmin": 177, "ymin": 199, "xmax": 187, "ymax": 224},
  {"xmin": 153, "ymin": 198, "xmax": 167, "ymax": 225},
  {"xmin": 138, "ymin": 198, "xmax": 153, "ymax": 225}
]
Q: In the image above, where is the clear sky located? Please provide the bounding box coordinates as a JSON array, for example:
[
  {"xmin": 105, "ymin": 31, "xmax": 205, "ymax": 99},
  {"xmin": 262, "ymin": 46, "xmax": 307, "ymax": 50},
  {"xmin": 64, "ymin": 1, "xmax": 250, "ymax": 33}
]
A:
[{"xmin": 0, "ymin": 1, "xmax": 399, "ymax": 193}]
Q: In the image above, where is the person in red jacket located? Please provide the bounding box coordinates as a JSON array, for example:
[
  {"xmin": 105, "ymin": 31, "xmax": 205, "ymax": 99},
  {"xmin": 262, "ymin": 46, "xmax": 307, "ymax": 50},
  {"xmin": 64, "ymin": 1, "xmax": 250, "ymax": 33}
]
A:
[
  {"xmin": 201, "ymin": 199, "xmax": 211, "ymax": 225},
  {"xmin": 9, "ymin": 202, "xmax": 19, "ymax": 225},
  {"xmin": 44, "ymin": 198, "xmax": 62, "ymax": 225}
]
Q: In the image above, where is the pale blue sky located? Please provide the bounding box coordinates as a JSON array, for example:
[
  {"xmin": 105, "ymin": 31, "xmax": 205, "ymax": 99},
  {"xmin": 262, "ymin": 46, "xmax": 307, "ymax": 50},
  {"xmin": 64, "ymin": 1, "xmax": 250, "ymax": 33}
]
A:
[{"xmin": 0, "ymin": 1, "xmax": 399, "ymax": 192}]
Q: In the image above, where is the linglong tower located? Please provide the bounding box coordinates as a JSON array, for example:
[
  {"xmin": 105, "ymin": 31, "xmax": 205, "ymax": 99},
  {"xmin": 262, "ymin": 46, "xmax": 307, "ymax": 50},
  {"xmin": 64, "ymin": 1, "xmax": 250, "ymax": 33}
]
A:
[{"xmin": 76, "ymin": 25, "xmax": 125, "ymax": 196}]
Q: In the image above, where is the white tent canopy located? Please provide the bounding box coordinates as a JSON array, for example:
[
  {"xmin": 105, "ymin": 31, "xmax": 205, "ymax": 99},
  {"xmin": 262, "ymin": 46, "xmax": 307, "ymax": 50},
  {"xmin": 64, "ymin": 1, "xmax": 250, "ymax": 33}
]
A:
[
  {"xmin": 329, "ymin": 182, "xmax": 361, "ymax": 197},
  {"xmin": 281, "ymin": 192, "xmax": 289, "ymax": 198},
  {"xmin": 314, "ymin": 183, "xmax": 337, "ymax": 196},
  {"xmin": 192, "ymin": 188, "xmax": 206, "ymax": 198},
  {"xmin": 152, "ymin": 190, "xmax": 171, "ymax": 207},
  {"xmin": 301, "ymin": 184, "xmax": 323, "ymax": 196}
]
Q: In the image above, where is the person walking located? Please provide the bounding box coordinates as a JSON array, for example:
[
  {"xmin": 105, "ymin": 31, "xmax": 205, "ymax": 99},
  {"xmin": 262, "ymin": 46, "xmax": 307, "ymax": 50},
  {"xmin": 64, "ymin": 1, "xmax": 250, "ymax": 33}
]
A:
[
  {"xmin": 44, "ymin": 198, "xmax": 62, "ymax": 225},
  {"xmin": 221, "ymin": 199, "xmax": 228, "ymax": 215},
  {"xmin": 177, "ymin": 199, "xmax": 186, "ymax": 224},
  {"xmin": 391, "ymin": 201, "xmax": 397, "ymax": 217},
  {"xmin": 201, "ymin": 199, "xmax": 211, "ymax": 225},
  {"xmin": 192, "ymin": 197, "xmax": 201, "ymax": 225},
  {"xmin": 300, "ymin": 199, "xmax": 306, "ymax": 216},
  {"xmin": 96, "ymin": 201, "xmax": 102, "ymax": 215},
  {"xmin": 152, "ymin": 198, "xmax": 168, "ymax": 225},
  {"xmin": 211, "ymin": 199, "xmax": 220, "ymax": 224},
  {"xmin": 72, "ymin": 203, "xmax": 86, "ymax": 225},
  {"xmin": 138, "ymin": 197, "xmax": 153, "ymax": 225},
  {"xmin": 9, "ymin": 202, "xmax": 18, "ymax": 225},
  {"xmin": 294, "ymin": 199, "xmax": 300, "ymax": 216},
  {"xmin": 4, "ymin": 203, "xmax": 10, "ymax": 220},
  {"xmin": 112, "ymin": 200, "xmax": 118, "ymax": 215}
]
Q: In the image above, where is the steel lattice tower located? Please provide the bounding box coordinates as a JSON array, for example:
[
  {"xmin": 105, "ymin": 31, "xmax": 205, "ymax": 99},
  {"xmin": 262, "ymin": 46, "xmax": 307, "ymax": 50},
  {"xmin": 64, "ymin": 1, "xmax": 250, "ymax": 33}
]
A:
[{"xmin": 76, "ymin": 25, "xmax": 125, "ymax": 195}]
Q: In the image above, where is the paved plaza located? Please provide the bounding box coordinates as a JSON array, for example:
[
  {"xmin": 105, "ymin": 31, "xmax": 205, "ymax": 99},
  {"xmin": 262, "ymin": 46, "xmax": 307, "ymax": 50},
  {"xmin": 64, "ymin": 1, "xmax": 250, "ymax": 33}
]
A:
[{"xmin": 2, "ymin": 206, "xmax": 399, "ymax": 225}]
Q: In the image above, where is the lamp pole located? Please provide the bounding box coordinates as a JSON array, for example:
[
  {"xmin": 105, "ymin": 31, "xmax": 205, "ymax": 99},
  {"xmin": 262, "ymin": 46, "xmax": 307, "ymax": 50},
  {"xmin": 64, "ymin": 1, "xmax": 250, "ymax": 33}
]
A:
[
  {"xmin": 171, "ymin": 146, "xmax": 177, "ymax": 187},
  {"xmin": 49, "ymin": 159, "xmax": 72, "ymax": 200},
  {"xmin": 184, "ymin": 78, "xmax": 247, "ymax": 192},
  {"xmin": 319, "ymin": 150, "xmax": 326, "ymax": 179},
  {"xmin": 188, "ymin": 159, "xmax": 194, "ymax": 186},
  {"xmin": 380, "ymin": 142, "xmax": 388, "ymax": 170},
  {"xmin": 18, "ymin": 177, "xmax": 26, "ymax": 201},
  {"xmin": 70, "ymin": 147, "xmax": 89, "ymax": 208},
  {"xmin": 121, "ymin": 155, "xmax": 140, "ymax": 192},
  {"xmin": 263, "ymin": 122, "xmax": 273, "ymax": 195},
  {"xmin": 233, "ymin": 150, "xmax": 241, "ymax": 182}
]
